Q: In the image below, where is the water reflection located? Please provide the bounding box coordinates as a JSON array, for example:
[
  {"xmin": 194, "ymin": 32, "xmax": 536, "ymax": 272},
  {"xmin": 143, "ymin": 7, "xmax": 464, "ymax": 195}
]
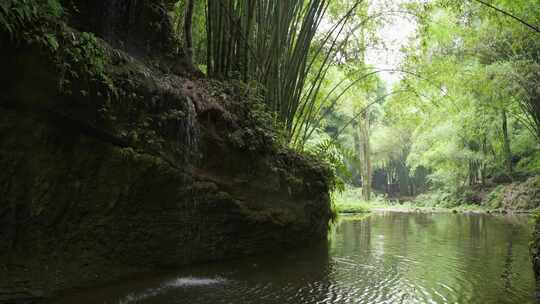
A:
[
  {"xmin": 50, "ymin": 212, "xmax": 537, "ymax": 304},
  {"xmin": 329, "ymin": 212, "xmax": 536, "ymax": 304}
]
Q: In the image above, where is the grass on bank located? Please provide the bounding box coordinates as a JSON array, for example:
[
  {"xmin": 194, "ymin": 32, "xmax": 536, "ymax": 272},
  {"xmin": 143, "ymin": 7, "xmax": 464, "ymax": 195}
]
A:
[
  {"xmin": 332, "ymin": 187, "xmax": 371, "ymax": 214},
  {"xmin": 334, "ymin": 201, "xmax": 371, "ymax": 214},
  {"xmin": 333, "ymin": 186, "xmax": 495, "ymax": 214}
]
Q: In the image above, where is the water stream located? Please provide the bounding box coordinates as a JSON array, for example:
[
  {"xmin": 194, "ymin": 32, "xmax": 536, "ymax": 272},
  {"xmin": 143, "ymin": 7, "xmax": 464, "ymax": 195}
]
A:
[{"xmin": 51, "ymin": 212, "xmax": 538, "ymax": 304}]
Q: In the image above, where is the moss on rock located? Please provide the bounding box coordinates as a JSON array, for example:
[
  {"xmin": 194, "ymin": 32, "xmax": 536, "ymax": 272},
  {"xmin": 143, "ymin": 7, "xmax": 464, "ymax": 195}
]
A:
[
  {"xmin": 0, "ymin": 2, "xmax": 332, "ymax": 302},
  {"xmin": 482, "ymin": 176, "xmax": 540, "ymax": 211}
]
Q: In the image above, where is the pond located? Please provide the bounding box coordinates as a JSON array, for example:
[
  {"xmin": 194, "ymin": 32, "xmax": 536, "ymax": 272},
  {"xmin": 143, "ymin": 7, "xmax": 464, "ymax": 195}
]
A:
[{"xmin": 51, "ymin": 212, "xmax": 538, "ymax": 304}]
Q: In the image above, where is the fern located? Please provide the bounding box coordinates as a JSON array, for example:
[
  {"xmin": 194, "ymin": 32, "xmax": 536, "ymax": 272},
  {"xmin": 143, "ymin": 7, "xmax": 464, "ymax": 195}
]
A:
[
  {"xmin": 306, "ymin": 138, "xmax": 353, "ymax": 193},
  {"xmin": 0, "ymin": 0, "xmax": 63, "ymax": 38},
  {"xmin": 46, "ymin": 0, "xmax": 63, "ymax": 18}
]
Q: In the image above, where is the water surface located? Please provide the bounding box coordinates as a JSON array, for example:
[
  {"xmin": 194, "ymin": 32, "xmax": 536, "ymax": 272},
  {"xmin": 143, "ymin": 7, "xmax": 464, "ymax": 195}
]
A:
[{"xmin": 52, "ymin": 212, "xmax": 537, "ymax": 304}]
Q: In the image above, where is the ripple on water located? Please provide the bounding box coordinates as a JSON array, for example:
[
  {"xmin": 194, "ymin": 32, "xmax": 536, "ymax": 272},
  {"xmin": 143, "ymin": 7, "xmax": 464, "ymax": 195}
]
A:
[
  {"xmin": 52, "ymin": 213, "xmax": 537, "ymax": 304},
  {"xmin": 165, "ymin": 276, "xmax": 227, "ymax": 288},
  {"xmin": 117, "ymin": 277, "xmax": 227, "ymax": 304}
]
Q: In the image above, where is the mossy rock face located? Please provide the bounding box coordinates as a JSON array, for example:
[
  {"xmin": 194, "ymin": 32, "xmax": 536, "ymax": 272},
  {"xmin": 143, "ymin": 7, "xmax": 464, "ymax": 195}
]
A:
[
  {"xmin": 482, "ymin": 177, "xmax": 540, "ymax": 211},
  {"xmin": 65, "ymin": 0, "xmax": 178, "ymax": 58},
  {"xmin": 0, "ymin": 3, "xmax": 332, "ymax": 302}
]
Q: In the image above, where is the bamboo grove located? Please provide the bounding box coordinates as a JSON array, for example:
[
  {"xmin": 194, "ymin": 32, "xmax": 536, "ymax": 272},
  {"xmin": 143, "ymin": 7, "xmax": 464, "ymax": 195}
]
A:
[
  {"xmin": 174, "ymin": 0, "xmax": 540, "ymax": 202},
  {"xmin": 175, "ymin": 0, "xmax": 366, "ymax": 149}
]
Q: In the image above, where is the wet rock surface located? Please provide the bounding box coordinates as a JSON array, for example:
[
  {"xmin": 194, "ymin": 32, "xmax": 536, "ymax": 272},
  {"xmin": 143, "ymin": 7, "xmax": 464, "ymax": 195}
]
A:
[{"xmin": 0, "ymin": 1, "xmax": 332, "ymax": 302}]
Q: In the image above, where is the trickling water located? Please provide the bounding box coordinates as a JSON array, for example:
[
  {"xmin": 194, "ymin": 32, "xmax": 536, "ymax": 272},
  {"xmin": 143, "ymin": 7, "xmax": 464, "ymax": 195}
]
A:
[
  {"xmin": 95, "ymin": 0, "xmax": 172, "ymax": 55},
  {"xmin": 50, "ymin": 212, "xmax": 538, "ymax": 304},
  {"xmin": 179, "ymin": 95, "xmax": 199, "ymax": 163},
  {"xmin": 101, "ymin": 0, "xmax": 142, "ymax": 47}
]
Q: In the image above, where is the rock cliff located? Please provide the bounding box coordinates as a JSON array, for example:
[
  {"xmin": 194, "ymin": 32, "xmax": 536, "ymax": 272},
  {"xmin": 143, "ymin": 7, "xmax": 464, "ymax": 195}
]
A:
[{"xmin": 0, "ymin": 1, "xmax": 333, "ymax": 302}]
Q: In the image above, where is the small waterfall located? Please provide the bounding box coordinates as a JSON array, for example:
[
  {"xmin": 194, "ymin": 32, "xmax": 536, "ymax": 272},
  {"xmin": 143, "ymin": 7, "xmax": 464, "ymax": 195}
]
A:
[
  {"xmin": 87, "ymin": 0, "xmax": 171, "ymax": 55},
  {"xmin": 180, "ymin": 94, "xmax": 200, "ymax": 164},
  {"xmin": 147, "ymin": 80, "xmax": 201, "ymax": 168},
  {"xmin": 102, "ymin": 0, "xmax": 136, "ymax": 49},
  {"xmin": 72, "ymin": 1, "xmax": 198, "ymax": 164}
]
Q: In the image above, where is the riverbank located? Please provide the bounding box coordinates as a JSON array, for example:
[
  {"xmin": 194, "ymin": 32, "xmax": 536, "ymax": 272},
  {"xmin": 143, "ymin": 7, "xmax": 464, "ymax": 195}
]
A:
[
  {"xmin": 334, "ymin": 178, "xmax": 540, "ymax": 215},
  {"xmin": 370, "ymin": 204, "xmax": 533, "ymax": 214},
  {"xmin": 336, "ymin": 202, "xmax": 532, "ymax": 215}
]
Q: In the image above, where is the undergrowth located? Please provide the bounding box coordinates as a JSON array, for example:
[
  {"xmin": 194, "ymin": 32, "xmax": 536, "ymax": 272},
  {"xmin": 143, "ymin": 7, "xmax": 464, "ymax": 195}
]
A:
[{"xmin": 1, "ymin": 0, "xmax": 116, "ymax": 101}]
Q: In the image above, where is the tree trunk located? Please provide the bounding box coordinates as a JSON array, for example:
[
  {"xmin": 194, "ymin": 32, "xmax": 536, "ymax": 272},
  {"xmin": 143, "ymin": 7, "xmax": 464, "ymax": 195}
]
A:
[
  {"xmin": 184, "ymin": 0, "xmax": 195, "ymax": 64},
  {"xmin": 357, "ymin": 112, "xmax": 372, "ymax": 202},
  {"xmin": 502, "ymin": 109, "xmax": 513, "ymax": 176},
  {"xmin": 480, "ymin": 135, "xmax": 487, "ymax": 185},
  {"xmin": 353, "ymin": 122, "xmax": 362, "ymax": 187}
]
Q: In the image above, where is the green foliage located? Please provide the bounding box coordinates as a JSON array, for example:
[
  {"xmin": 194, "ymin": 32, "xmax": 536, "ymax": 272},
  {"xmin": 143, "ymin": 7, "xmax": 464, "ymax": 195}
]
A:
[
  {"xmin": 415, "ymin": 190, "xmax": 459, "ymax": 208},
  {"xmin": 58, "ymin": 31, "xmax": 115, "ymax": 97},
  {"xmin": 516, "ymin": 150, "xmax": 540, "ymax": 175},
  {"xmin": 172, "ymin": 0, "xmax": 206, "ymax": 61},
  {"xmin": 335, "ymin": 186, "xmax": 388, "ymax": 203},
  {"xmin": 333, "ymin": 201, "xmax": 371, "ymax": 214},
  {"xmin": 514, "ymin": 131, "xmax": 540, "ymax": 174},
  {"xmin": 201, "ymin": 0, "xmax": 373, "ymax": 148},
  {"xmin": 485, "ymin": 185, "xmax": 506, "ymax": 209},
  {"xmin": 305, "ymin": 137, "xmax": 354, "ymax": 194},
  {"xmin": 375, "ymin": 0, "xmax": 540, "ymax": 198},
  {"xmin": 206, "ymin": 79, "xmax": 283, "ymax": 148},
  {"xmin": 0, "ymin": 0, "xmax": 116, "ymax": 106},
  {"xmin": 332, "ymin": 186, "xmax": 372, "ymax": 214},
  {"xmin": 530, "ymin": 209, "xmax": 540, "ymax": 226},
  {"xmin": 0, "ymin": 1, "xmax": 38, "ymax": 35},
  {"xmin": 3, "ymin": 0, "xmax": 537, "ymax": 211},
  {"xmin": 0, "ymin": 0, "xmax": 63, "ymax": 42}
]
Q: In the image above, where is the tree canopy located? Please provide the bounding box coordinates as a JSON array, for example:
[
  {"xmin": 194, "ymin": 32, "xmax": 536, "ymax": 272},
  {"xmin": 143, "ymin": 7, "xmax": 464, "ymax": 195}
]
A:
[{"xmin": 171, "ymin": 0, "xmax": 539, "ymax": 202}]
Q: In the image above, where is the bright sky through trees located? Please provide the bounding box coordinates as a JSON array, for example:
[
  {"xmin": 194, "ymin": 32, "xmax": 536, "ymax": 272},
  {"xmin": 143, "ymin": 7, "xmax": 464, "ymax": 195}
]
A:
[{"xmin": 366, "ymin": 0, "xmax": 418, "ymax": 87}]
